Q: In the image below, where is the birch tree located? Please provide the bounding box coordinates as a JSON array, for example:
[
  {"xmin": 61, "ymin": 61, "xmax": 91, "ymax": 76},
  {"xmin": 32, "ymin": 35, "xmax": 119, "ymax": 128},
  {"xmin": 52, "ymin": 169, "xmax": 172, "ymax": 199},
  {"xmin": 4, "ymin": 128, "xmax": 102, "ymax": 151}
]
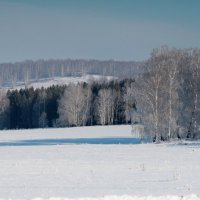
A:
[
  {"xmin": 23, "ymin": 66, "xmax": 30, "ymax": 89},
  {"xmin": 134, "ymin": 49, "xmax": 166, "ymax": 142},
  {"xmin": 159, "ymin": 47, "xmax": 181, "ymax": 139},
  {"xmin": 0, "ymin": 90, "xmax": 9, "ymax": 113},
  {"xmin": 123, "ymin": 81, "xmax": 136, "ymax": 124},
  {"xmin": 58, "ymin": 84, "xmax": 91, "ymax": 126},
  {"xmin": 35, "ymin": 62, "xmax": 41, "ymax": 82},
  {"xmin": 11, "ymin": 68, "xmax": 18, "ymax": 89},
  {"xmin": 48, "ymin": 65, "xmax": 55, "ymax": 80},
  {"xmin": 60, "ymin": 64, "xmax": 65, "ymax": 77},
  {"xmin": 97, "ymin": 88, "xmax": 116, "ymax": 125}
]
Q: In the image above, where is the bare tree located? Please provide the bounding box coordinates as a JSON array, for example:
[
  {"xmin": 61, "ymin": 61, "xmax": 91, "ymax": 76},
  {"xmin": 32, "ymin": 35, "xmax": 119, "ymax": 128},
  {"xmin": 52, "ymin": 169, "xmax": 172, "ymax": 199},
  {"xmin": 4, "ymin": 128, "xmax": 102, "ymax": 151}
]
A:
[
  {"xmin": 157, "ymin": 47, "xmax": 181, "ymax": 139},
  {"xmin": 60, "ymin": 64, "xmax": 65, "ymax": 77},
  {"xmin": 23, "ymin": 66, "xmax": 30, "ymax": 89},
  {"xmin": 48, "ymin": 65, "xmax": 55, "ymax": 80},
  {"xmin": 97, "ymin": 88, "xmax": 116, "ymax": 125},
  {"xmin": 134, "ymin": 49, "xmax": 166, "ymax": 142},
  {"xmin": 35, "ymin": 62, "xmax": 41, "ymax": 82},
  {"xmin": 186, "ymin": 49, "xmax": 200, "ymax": 138},
  {"xmin": 123, "ymin": 81, "xmax": 136, "ymax": 124},
  {"xmin": 58, "ymin": 84, "xmax": 91, "ymax": 126},
  {"xmin": 166, "ymin": 50, "xmax": 178, "ymax": 139},
  {"xmin": 0, "ymin": 90, "xmax": 9, "ymax": 113},
  {"xmin": 10, "ymin": 67, "xmax": 18, "ymax": 89}
]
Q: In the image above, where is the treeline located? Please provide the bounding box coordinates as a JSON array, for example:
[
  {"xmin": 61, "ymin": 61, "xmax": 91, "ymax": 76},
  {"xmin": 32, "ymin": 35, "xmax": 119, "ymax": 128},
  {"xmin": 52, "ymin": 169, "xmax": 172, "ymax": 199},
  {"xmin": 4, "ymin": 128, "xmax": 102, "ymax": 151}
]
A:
[
  {"xmin": 133, "ymin": 47, "xmax": 200, "ymax": 142},
  {"xmin": 0, "ymin": 59, "xmax": 142, "ymax": 88},
  {"xmin": 0, "ymin": 79, "xmax": 135, "ymax": 130},
  {"xmin": 1, "ymin": 47, "xmax": 200, "ymax": 142}
]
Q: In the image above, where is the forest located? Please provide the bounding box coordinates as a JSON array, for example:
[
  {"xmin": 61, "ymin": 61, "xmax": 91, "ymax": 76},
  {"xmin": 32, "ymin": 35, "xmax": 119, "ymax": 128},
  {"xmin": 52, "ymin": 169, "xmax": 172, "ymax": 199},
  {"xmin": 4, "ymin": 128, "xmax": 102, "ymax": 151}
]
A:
[
  {"xmin": 0, "ymin": 79, "xmax": 135, "ymax": 130},
  {"xmin": 0, "ymin": 59, "xmax": 142, "ymax": 88},
  {"xmin": 0, "ymin": 47, "xmax": 200, "ymax": 142}
]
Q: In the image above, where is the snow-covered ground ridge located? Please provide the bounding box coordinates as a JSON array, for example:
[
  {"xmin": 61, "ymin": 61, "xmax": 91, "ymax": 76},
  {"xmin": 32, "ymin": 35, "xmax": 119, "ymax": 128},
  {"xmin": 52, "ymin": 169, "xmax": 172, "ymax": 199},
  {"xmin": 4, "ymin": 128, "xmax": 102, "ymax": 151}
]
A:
[
  {"xmin": 5, "ymin": 75, "xmax": 117, "ymax": 90},
  {"xmin": 31, "ymin": 194, "xmax": 200, "ymax": 200}
]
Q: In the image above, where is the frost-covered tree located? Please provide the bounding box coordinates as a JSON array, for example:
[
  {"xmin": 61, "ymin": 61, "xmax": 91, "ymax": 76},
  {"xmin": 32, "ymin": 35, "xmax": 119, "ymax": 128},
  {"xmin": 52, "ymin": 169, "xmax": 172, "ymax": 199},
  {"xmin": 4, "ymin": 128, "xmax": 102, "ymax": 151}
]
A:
[
  {"xmin": 23, "ymin": 66, "xmax": 30, "ymax": 89},
  {"xmin": 123, "ymin": 82, "xmax": 136, "ymax": 124},
  {"xmin": 151, "ymin": 47, "xmax": 181, "ymax": 139},
  {"xmin": 164, "ymin": 48, "xmax": 180, "ymax": 139},
  {"xmin": 134, "ymin": 49, "xmax": 167, "ymax": 142},
  {"xmin": 97, "ymin": 88, "xmax": 116, "ymax": 125},
  {"xmin": 58, "ymin": 84, "xmax": 91, "ymax": 126},
  {"xmin": 0, "ymin": 90, "xmax": 9, "ymax": 113}
]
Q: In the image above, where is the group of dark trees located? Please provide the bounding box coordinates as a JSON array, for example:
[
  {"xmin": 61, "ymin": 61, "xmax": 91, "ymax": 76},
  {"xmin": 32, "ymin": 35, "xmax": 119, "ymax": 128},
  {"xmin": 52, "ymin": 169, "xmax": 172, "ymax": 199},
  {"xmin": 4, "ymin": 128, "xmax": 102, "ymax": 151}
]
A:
[
  {"xmin": 0, "ymin": 79, "xmax": 135, "ymax": 130},
  {"xmin": 1, "ymin": 47, "xmax": 200, "ymax": 142}
]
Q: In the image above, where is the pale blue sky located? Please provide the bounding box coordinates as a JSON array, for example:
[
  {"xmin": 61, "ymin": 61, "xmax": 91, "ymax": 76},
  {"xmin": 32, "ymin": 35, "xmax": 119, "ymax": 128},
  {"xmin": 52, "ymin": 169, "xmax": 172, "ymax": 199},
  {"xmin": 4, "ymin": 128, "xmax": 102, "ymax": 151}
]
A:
[{"xmin": 0, "ymin": 0, "xmax": 200, "ymax": 62}]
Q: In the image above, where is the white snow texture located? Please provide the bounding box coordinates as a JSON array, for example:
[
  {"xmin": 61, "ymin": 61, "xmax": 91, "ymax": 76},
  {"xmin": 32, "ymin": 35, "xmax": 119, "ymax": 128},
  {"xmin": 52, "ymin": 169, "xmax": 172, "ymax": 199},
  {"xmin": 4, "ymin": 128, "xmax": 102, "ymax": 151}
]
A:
[
  {"xmin": 0, "ymin": 125, "xmax": 200, "ymax": 199},
  {"xmin": 31, "ymin": 194, "xmax": 200, "ymax": 200}
]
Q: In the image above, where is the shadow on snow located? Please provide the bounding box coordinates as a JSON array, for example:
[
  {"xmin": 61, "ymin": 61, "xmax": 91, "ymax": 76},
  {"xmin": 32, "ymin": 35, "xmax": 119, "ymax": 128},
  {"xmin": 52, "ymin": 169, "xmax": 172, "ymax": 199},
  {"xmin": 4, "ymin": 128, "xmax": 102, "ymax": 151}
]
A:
[{"xmin": 0, "ymin": 137, "xmax": 143, "ymax": 147}]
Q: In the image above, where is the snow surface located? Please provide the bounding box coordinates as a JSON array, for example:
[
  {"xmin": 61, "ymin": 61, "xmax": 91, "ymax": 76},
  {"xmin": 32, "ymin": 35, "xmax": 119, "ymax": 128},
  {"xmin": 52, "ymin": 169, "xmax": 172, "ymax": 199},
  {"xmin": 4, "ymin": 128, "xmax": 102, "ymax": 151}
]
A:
[
  {"xmin": 0, "ymin": 125, "xmax": 199, "ymax": 199},
  {"xmin": 31, "ymin": 195, "xmax": 200, "ymax": 200},
  {"xmin": 7, "ymin": 75, "xmax": 116, "ymax": 90}
]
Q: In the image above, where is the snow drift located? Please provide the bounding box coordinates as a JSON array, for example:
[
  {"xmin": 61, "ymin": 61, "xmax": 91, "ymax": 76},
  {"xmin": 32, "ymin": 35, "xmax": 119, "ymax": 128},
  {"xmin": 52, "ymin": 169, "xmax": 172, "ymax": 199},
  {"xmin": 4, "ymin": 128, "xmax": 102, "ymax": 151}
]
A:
[{"xmin": 32, "ymin": 194, "xmax": 200, "ymax": 200}]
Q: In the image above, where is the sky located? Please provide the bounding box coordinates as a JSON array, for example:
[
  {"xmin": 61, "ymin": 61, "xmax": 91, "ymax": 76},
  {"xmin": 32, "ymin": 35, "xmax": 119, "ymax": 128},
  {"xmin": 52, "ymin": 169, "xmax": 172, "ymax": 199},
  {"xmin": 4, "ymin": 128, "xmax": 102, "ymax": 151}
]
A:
[{"xmin": 0, "ymin": 0, "xmax": 200, "ymax": 63}]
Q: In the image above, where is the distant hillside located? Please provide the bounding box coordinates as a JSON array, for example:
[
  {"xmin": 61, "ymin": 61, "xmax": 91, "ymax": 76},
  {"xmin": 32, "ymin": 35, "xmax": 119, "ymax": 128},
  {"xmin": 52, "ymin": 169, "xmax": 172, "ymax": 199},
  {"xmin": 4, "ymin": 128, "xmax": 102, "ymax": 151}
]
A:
[
  {"xmin": 0, "ymin": 59, "xmax": 143, "ymax": 89},
  {"xmin": 10, "ymin": 75, "xmax": 116, "ymax": 90}
]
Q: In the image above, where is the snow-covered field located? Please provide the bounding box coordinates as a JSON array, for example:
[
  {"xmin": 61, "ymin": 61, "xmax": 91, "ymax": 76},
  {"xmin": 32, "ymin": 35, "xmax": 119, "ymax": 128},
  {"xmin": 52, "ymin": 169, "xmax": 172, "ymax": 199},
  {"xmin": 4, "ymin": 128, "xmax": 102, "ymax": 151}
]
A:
[
  {"xmin": 6, "ymin": 75, "xmax": 116, "ymax": 90},
  {"xmin": 0, "ymin": 125, "xmax": 200, "ymax": 199}
]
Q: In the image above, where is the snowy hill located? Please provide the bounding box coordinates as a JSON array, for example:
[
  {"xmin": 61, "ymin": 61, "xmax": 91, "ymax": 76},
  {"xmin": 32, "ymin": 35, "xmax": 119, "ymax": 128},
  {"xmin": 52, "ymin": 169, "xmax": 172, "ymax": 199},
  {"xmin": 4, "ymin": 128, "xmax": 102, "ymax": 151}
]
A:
[
  {"xmin": 0, "ymin": 125, "xmax": 200, "ymax": 199},
  {"xmin": 6, "ymin": 75, "xmax": 117, "ymax": 90}
]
